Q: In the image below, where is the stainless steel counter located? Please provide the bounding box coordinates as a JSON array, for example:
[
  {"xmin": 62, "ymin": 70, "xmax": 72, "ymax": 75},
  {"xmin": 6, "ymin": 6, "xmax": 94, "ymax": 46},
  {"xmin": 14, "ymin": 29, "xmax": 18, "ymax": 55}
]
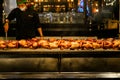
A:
[
  {"xmin": 0, "ymin": 48, "xmax": 120, "ymax": 58},
  {"xmin": 0, "ymin": 50, "xmax": 120, "ymax": 79},
  {"xmin": 0, "ymin": 37, "xmax": 120, "ymax": 79},
  {"xmin": 0, "ymin": 72, "xmax": 120, "ymax": 79}
]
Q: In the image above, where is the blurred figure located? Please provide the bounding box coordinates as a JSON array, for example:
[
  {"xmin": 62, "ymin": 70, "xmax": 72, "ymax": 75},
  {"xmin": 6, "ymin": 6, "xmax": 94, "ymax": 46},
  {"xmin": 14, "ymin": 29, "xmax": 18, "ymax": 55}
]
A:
[
  {"xmin": 4, "ymin": 0, "xmax": 43, "ymax": 40},
  {"xmin": 78, "ymin": 0, "xmax": 90, "ymax": 16},
  {"xmin": 78, "ymin": 0, "xmax": 84, "ymax": 13}
]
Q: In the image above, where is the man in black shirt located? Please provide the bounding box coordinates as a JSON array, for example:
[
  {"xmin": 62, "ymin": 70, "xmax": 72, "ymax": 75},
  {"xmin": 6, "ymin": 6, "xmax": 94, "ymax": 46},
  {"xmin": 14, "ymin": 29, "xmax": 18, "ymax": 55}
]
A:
[{"xmin": 4, "ymin": 0, "xmax": 43, "ymax": 40}]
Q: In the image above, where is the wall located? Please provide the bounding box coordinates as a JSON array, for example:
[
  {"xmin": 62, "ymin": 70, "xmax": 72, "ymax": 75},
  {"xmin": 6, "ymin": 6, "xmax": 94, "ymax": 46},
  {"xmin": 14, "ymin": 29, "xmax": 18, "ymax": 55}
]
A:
[{"xmin": 3, "ymin": 0, "xmax": 17, "ymax": 16}]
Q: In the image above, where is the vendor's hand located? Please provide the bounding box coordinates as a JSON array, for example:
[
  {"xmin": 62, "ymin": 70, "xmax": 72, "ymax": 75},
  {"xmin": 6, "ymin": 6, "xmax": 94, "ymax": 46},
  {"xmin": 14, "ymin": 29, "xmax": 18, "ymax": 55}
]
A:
[{"xmin": 4, "ymin": 23, "xmax": 9, "ymax": 33}]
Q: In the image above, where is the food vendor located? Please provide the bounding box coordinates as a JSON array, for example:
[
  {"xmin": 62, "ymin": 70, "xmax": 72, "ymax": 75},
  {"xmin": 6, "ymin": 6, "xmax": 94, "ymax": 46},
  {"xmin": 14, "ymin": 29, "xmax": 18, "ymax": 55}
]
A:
[{"xmin": 3, "ymin": 0, "xmax": 43, "ymax": 40}]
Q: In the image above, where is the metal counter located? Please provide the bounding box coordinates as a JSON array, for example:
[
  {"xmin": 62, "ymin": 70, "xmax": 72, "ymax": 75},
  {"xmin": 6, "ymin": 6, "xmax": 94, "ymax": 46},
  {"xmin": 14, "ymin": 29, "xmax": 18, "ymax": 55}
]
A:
[
  {"xmin": 0, "ymin": 72, "xmax": 120, "ymax": 79},
  {"xmin": 0, "ymin": 49, "xmax": 120, "ymax": 79},
  {"xmin": 0, "ymin": 49, "xmax": 120, "ymax": 58},
  {"xmin": 0, "ymin": 36, "xmax": 120, "ymax": 79}
]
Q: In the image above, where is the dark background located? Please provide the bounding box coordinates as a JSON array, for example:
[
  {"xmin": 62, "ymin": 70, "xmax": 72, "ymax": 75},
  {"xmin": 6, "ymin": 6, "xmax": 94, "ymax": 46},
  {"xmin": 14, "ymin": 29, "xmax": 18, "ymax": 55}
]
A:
[{"xmin": 0, "ymin": 0, "xmax": 119, "ymax": 38}]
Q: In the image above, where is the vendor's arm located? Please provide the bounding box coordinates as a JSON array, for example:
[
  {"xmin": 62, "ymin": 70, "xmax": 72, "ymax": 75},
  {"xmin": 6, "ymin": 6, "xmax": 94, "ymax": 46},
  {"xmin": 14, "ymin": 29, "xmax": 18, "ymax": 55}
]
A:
[
  {"xmin": 3, "ymin": 8, "xmax": 19, "ymax": 33},
  {"xmin": 33, "ymin": 11, "xmax": 44, "ymax": 38}
]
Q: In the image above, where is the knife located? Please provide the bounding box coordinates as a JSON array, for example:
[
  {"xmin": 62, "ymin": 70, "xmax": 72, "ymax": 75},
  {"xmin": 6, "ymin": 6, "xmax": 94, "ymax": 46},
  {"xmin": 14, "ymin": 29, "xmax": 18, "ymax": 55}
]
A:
[{"xmin": 5, "ymin": 32, "xmax": 8, "ymax": 41}]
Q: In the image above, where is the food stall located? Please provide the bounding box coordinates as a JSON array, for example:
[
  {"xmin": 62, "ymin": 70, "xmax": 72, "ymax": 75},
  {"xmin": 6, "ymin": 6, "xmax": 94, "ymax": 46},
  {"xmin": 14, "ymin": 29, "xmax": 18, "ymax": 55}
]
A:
[{"xmin": 0, "ymin": 0, "xmax": 120, "ymax": 79}]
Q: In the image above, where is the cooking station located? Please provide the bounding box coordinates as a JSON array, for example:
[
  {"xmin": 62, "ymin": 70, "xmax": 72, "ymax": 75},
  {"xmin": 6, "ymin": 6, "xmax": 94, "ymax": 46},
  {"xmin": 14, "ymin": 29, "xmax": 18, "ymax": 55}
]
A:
[
  {"xmin": 0, "ymin": 49, "xmax": 120, "ymax": 79},
  {"xmin": 0, "ymin": 37, "xmax": 120, "ymax": 79},
  {"xmin": 0, "ymin": 0, "xmax": 119, "ymax": 79}
]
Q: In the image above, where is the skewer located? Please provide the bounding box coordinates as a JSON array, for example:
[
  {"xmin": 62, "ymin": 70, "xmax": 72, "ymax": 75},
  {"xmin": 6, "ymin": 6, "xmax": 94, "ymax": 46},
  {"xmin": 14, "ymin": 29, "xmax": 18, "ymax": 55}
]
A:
[{"xmin": 5, "ymin": 32, "xmax": 8, "ymax": 41}]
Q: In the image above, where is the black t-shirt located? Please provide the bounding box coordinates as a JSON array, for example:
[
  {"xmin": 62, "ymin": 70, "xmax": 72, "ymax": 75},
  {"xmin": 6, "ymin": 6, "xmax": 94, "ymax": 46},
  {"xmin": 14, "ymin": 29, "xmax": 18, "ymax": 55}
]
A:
[{"xmin": 7, "ymin": 8, "xmax": 41, "ymax": 40}]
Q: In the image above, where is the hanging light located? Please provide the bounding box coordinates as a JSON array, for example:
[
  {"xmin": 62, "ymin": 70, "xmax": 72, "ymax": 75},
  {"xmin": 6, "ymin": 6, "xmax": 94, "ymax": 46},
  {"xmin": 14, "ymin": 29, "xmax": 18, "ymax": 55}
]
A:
[
  {"xmin": 34, "ymin": 0, "xmax": 38, "ymax": 2},
  {"xmin": 71, "ymin": 0, "xmax": 74, "ymax": 2},
  {"xmin": 40, "ymin": 0, "xmax": 43, "ymax": 2},
  {"xmin": 95, "ymin": 3, "xmax": 98, "ymax": 6},
  {"xmin": 67, "ymin": 0, "xmax": 70, "ymax": 2},
  {"xmin": 95, "ymin": 8, "xmax": 99, "ymax": 12}
]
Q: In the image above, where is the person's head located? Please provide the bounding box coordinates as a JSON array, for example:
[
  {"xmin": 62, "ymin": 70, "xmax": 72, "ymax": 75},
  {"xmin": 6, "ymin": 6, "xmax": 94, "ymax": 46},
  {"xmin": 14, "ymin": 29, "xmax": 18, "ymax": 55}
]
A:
[{"xmin": 17, "ymin": 0, "xmax": 27, "ymax": 11}]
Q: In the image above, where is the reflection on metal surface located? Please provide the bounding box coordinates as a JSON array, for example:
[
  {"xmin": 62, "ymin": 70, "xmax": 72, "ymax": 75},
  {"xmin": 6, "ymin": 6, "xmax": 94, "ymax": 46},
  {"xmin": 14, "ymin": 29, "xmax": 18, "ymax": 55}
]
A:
[
  {"xmin": 97, "ymin": 73, "xmax": 120, "ymax": 78},
  {"xmin": 0, "ymin": 72, "xmax": 120, "ymax": 79},
  {"xmin": 0, "ymin": 58, "xmax": 120, "ymax": 72}
]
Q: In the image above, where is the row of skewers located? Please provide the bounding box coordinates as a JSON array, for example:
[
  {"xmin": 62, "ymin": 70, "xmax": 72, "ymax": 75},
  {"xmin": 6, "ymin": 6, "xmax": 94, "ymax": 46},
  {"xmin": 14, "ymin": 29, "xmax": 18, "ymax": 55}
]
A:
[{"xmin": 0, "ymin": 38, "xmax": 120, "ymax": 50}]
